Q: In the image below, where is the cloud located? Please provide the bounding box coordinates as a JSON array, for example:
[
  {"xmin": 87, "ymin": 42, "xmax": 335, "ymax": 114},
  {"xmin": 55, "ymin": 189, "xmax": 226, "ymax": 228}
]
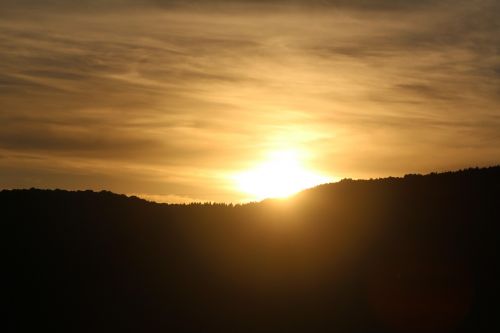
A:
[
  {"xmin": 130, "ymin": 192, "xmax": 204, "ymax": 204},
  {"xmin": 0, "ymin": 0, "xmax": 455, "ymax": 12},
  {"xmin": 0, "ymin": 0, "xmax": 498, "ymax": 202}
]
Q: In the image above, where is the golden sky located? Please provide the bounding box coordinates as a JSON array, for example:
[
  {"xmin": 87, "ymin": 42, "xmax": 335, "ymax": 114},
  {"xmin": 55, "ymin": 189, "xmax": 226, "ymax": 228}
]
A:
[{"xmin": 1, "ymin": 0, "xmax": 499, "ymax": 202}]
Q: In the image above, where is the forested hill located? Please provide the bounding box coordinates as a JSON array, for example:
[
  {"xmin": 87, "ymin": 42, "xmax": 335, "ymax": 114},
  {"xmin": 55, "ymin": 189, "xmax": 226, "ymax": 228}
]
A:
[{"xmin": 4, "ymin": 166, "xmax": 500, "ymax": 333}]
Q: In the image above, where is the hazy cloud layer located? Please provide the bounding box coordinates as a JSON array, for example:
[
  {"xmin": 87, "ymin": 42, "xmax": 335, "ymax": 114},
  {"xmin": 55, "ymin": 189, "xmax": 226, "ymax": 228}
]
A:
[{"xmin": 0, "ymin": 0, "xmax": 499, "ymax": 202}]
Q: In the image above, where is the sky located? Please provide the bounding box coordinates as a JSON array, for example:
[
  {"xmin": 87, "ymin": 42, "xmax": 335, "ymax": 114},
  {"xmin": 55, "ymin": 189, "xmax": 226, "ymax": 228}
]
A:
[{"xmin": 1, "ymin": 0, "xmax": 499, "ymax": 203}]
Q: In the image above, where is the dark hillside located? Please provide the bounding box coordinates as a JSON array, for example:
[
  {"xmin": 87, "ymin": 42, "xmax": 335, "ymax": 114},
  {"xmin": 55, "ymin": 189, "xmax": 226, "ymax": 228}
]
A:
[{"xmin": 4, "ymin": 166, "xmax": 500, "ymax": 332}]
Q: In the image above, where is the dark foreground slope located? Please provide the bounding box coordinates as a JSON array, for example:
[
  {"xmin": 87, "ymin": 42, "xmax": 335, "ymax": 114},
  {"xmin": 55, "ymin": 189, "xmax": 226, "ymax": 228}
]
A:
[{"xmin": 3, "ymin": 167, "xmax": 500, "ymax": 333}]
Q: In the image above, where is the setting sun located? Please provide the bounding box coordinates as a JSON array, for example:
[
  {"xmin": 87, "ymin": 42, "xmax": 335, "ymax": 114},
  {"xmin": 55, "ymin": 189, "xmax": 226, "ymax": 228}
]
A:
[{"xmin": 234, "ymin": 150, "xmax": 332, "ymax": 201}]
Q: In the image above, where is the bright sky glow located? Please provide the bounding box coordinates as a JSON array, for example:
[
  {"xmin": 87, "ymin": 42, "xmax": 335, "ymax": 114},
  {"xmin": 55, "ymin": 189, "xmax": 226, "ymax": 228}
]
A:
[{"xmin": 234, "ymin": 150, "xmax": 332, "ymax": 201}]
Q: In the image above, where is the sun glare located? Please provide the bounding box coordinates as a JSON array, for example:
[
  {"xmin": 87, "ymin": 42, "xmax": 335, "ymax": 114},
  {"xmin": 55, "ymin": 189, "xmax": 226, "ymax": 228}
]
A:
[{"xmin": 234, "ymin": 150, "xmax": 332, "ymax": 201}]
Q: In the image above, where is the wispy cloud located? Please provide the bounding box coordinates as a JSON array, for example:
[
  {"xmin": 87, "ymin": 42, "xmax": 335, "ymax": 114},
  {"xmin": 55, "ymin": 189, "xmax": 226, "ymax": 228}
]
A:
[{"xmin": 0, "ymin": 0, "xmax": 498, "ymax": 201}]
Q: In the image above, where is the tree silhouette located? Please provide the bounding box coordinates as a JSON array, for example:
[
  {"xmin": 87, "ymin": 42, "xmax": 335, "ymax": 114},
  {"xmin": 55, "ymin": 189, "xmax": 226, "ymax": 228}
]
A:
[{"xmin": 4, "ymin": 166, "xmax": 500, "ymax": 332}]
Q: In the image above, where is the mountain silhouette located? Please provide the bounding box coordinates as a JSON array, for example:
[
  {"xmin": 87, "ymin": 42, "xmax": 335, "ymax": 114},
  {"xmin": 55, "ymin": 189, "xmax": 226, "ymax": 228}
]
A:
[{"xmin": 4, "ymin": 166, "xmax": 500, "ymax": 332}]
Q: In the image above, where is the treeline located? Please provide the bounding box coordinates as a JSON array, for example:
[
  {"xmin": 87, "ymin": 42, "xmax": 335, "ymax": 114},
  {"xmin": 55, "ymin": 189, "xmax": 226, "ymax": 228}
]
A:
[{"xmin": 3, "ymin": 166, "xmax": 500, "ymax": 333}]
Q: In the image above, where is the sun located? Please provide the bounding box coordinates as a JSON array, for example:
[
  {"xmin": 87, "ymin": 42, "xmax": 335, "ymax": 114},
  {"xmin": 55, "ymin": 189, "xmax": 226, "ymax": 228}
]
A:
[{"xmin": 234, "ymin": 150, "xmax": 332, "ymax": 201}]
